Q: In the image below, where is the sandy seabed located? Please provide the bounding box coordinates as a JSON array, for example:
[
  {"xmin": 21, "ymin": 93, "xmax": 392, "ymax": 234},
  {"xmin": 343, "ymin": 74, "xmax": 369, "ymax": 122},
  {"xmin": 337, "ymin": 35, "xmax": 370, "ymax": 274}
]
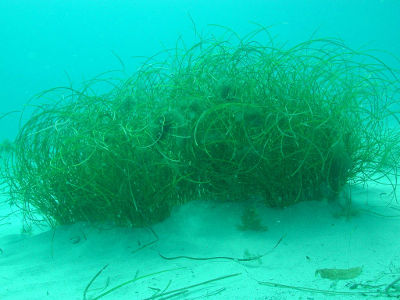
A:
[{"xmin": 1, "ymin": 182, "xmax": 400, "ymax": 300}]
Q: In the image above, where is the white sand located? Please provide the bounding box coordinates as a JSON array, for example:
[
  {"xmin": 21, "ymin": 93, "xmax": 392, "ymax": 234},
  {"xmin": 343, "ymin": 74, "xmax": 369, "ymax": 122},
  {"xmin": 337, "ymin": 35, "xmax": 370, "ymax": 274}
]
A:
[{"xmin": 1, "ymin": 183, "xmax": 400, "ymax": 300}]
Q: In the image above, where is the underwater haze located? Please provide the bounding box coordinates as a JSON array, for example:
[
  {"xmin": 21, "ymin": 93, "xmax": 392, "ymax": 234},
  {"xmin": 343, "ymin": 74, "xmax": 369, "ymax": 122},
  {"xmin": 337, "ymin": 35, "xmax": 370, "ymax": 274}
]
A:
[
  {"xmin": 1, "ymin": 0, "xmax": 400, "ymax": 139},
  {"xmin": 1, "ymin": 1, "xmax": 400, "ymax": 300}
]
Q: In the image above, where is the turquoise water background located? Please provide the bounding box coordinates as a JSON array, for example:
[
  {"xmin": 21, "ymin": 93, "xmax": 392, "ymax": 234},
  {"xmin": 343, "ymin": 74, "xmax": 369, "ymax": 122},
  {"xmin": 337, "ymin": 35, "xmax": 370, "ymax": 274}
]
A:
[{"xmin": 1, "ymin": 0, "xmax": 399, "ymax": 139}]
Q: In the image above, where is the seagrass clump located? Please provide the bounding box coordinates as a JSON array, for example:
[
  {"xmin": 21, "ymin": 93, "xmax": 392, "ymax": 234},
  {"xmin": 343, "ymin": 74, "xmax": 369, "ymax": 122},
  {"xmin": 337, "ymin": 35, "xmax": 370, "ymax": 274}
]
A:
[{"xmin": 5, "ymin": 27, "xmax": 400, "ymax": 227}]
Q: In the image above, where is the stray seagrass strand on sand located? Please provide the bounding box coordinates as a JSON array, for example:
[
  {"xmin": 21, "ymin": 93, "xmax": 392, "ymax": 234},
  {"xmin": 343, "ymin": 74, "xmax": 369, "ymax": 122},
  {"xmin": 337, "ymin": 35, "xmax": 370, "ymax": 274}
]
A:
[{"xmin": 5, "ymin": 27, "xmax": 400, "ymax": 227}]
